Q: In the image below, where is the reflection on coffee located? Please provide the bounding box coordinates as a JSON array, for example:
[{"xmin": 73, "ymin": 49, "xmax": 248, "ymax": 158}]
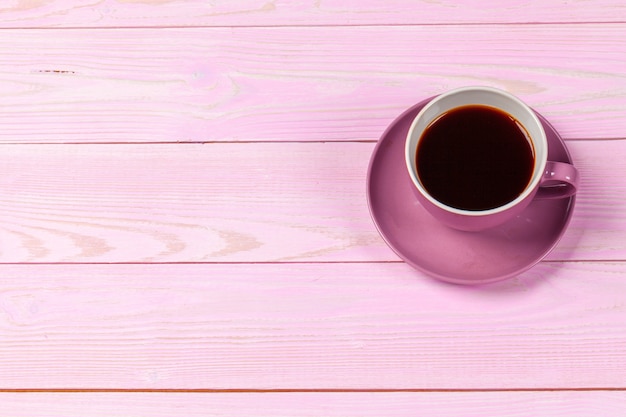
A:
[{"xmin": 416, "ymin": 105, "xmax": 534, "ymax": 211}]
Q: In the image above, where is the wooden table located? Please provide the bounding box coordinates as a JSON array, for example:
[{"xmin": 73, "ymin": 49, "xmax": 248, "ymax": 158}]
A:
[{"xmin": 1, "ymin": 1, "xmax": 625, "ymax": 414}]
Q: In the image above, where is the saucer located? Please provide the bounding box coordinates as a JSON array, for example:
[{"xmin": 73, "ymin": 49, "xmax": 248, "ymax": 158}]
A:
[{"xmin": 367, "ymin": 98, "xmax": 576, "ymax": 284}]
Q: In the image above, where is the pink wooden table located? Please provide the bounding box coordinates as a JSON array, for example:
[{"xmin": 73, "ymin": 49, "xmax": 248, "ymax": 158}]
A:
[{"xmin": 1, "ymin": 1, "xmax": 625, "ymax": 414}]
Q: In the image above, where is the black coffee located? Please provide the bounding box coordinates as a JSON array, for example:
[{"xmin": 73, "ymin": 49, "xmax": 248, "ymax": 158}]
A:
[{"xmin": 416, "ymin": 105, "xmax": 534, "ymax": 211}]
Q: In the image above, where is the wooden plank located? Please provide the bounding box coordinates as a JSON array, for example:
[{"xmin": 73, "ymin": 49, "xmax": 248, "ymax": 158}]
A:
[
  {"xmin": 0, "ymin": 0, "xmax": 625, "ymax": 28},
  {"xmin": 1, "ymin": 391, "xmax": 625, "ymax": 416},
  {"xmin": 0, "ymin": 25, "xmax": 625, "ymax": 143},
  {"xmin": 1, "ymin": 261, "xmax": 626, "ymax": 389},
  {"xmin": 0, "ymin": 141, "xmax": 621, "ymax": 263}
]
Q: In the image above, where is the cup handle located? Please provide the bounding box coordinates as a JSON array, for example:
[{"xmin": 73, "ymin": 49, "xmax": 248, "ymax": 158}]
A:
[{"xmin": 535, "ymin": 161, "xmax": 579, "ymax": 199}]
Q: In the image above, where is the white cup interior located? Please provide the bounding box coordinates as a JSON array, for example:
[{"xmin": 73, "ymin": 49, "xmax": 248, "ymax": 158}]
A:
[{"xmin": 405, "ymin": 86, "xmax": 548, "ymax": 215}]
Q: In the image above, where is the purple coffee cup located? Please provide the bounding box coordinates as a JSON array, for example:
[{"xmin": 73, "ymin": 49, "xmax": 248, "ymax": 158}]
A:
[{"xmin": 405, "ymin": 86, "xmax": 579, "ymax": 232}]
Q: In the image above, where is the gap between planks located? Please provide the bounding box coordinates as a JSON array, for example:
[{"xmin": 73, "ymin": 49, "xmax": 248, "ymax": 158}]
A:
[
  {"xmin": 1, "ymin": 21, "xmax": 626, "ymax": 30},
  {"xmin": 1, "ymin": 388, "xmax": 626, "ymax": 393},
  {"xmin": 0, "ymin": 255, "xmax": 626, "ymax": 266},
  {"xmin": 0, "ymin": 140, "xmax": 379, "ymax": 146},
  {"xmin": 0, "ymin": 260, "xmax": 625, "ymax": 266},
  {"xmin": 0, "ymin": 138, "xmax": 621, "ymax": 146}
]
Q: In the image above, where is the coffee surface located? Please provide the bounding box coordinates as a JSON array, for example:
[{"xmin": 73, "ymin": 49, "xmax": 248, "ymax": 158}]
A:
[{"xmin": 416, "ymin": 105, "xmax": 534, "ymax": 211}]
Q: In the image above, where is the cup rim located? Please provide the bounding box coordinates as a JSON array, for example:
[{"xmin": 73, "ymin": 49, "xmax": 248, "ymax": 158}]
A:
[{"xmin": 405, "ymin": 86, "xmax": 548, "ymax": 216}]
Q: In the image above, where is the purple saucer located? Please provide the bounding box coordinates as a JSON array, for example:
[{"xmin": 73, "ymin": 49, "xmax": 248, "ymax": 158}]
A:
[{"xmin": 367, "ymin": 98, "xmax": 576, "ymax": 285}]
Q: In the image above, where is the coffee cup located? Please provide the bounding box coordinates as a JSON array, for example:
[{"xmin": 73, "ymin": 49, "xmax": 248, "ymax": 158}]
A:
[{"xmin": 405, "ymin": 86, "xmax": 579, "ymax": 231}]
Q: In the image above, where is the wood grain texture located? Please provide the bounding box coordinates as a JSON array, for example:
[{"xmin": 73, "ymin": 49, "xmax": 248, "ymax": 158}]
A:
[
  {"xmin": 0, "ymin": 1, "xmax": 624, "ymax": 410},
  {"xmin": 0, "ymin": 140, "xmax": 621, "ymax": 263},
  {"xmin": 0, "ymin": 0, "xmax": 625, "ymax": 28},
  {"xmin": 0, "ymin": 25, "xmax": 625, "ymax": 143},
  {"xmin": 1, "ymin": 392, "xmax": 626, "ymax": 416},
  {"xmin": 1, "ymin": 262, "xmax": 626, "ymax": 389}
]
